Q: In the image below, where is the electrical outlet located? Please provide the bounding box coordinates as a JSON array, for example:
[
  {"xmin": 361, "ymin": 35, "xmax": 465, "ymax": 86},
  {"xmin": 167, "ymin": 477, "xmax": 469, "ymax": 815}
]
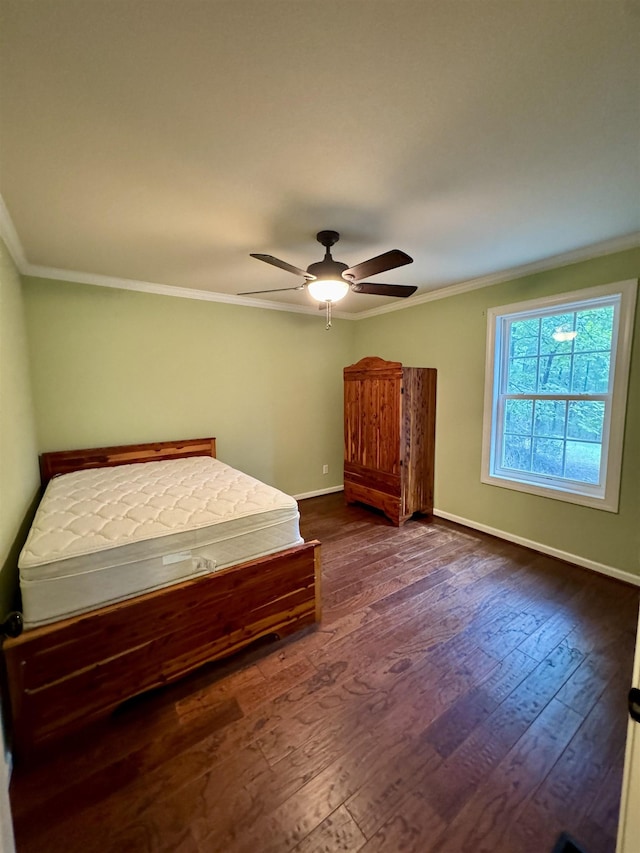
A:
[{"xmin": 322, "ymin": 464, "xmax": 329, "ymax": 475}]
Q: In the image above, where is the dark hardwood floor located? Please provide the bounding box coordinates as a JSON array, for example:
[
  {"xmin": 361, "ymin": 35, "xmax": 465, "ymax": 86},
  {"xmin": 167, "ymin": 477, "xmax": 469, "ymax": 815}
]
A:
[{"xmin": 9, "ymin": 493, "xmax": 639, "ymax": 853}]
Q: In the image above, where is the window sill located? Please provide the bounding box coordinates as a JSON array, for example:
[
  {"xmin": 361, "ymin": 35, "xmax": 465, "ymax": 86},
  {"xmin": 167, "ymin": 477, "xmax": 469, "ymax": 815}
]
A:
[{"xmin": 481, "ymin": 471, "xmax": 618, "ymax": 512}]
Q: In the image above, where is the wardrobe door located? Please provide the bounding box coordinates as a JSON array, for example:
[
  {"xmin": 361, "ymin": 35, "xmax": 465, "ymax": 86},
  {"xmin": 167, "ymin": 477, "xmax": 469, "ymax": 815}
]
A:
[{"xmin": 344, "ymin": 357, "xmax": 403, "ymax": 523}]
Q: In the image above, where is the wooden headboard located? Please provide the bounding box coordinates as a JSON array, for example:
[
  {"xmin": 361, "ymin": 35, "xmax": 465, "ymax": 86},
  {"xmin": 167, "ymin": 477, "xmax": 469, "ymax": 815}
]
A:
[{"xmin": 39, "ymin": 437, "xmax": 217, "ymax": 487}]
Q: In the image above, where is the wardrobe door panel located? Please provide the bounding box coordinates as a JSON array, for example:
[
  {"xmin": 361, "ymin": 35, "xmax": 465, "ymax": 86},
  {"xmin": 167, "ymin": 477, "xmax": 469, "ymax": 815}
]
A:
[{"xmin": 344, "ymin": 357, "xmax": 435, "ymax": 527}]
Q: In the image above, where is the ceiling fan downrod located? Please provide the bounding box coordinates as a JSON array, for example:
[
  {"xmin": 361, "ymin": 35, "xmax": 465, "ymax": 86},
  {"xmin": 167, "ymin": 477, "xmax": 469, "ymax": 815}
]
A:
[{"xmin": 316, "ymin": 229, "xmax": 340, "ymax": 255}]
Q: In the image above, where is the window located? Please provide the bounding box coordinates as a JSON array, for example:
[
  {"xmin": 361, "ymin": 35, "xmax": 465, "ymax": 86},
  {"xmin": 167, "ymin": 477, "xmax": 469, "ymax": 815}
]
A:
[{"xmin": 482, "ymin": 279, "xmax": 637, "ymax": 511}]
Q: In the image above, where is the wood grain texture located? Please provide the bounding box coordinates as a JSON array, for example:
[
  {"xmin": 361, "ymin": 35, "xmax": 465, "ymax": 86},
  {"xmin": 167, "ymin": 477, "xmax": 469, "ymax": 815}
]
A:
[
  {"xmin": 5, "ymin": 541, "xmax": 321, "ymax": 757},
  {"xmin": 343, "ymin": 357, "xmax": 436, "ymax": 526},
  {"xmin": 5, "ymin": 437, "xmax": 320, "ymax": 758},
  {"xmin": 39, "ymin": 436, "xmax": 217, "ymax": 485},
  {"xmin": 9, "ymin": 494, "xmax": 638, "ymax": 853}
]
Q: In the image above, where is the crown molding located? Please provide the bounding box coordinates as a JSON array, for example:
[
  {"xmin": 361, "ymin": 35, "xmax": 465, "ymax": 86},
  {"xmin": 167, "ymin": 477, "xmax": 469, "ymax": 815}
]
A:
[
  {"xmin": 0, "ymin": 193, "xmax": 350, "ymax": 318},
  {"xmin": 1, "ymin": 192, "xmax": 637, "ymax": 319},
  {"xmin": 0, "ymin": 195, "xmax": 28, "ymax": 270},
  {"xmin": 353, "ymin": 231, "xmax": 640, "ymax": 320},
  {"xmin": 22, "ymin": 262, "xmax": 352, "ymax": 318}
]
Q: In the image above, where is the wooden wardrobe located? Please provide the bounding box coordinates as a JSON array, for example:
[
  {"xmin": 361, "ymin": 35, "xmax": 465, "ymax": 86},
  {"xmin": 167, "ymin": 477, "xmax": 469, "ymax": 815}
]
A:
[{"xmin": 343, "ymin": 356, "xmax": 436, "ymax": 526}]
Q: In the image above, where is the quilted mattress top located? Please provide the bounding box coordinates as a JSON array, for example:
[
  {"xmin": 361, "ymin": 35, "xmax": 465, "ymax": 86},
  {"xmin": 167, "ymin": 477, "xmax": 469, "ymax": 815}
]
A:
[{"xmin": 19, "ymin": 456, "xmax": 299, "ymax": 569}]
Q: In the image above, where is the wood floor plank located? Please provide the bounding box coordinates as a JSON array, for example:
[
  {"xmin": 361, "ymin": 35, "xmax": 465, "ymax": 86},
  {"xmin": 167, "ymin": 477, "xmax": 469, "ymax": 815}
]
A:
[
  {"xmin": 253, "ymin": 606, "xmax": 381, "ymax": 682},
  {"xmin": 254, "ymin": 642, "xmax": 445, "ymax": 766},
  {"xmin": 429, "ymin": 697, "xmax": 584, "ymax": 853},
  {"xmin": 208, "ymin": 725, "xmax": 420, "ymax": 852},
  {"xmin": 10, "ymin": 692, "xmax": 243, "ymax": 831},
  {"xmin": 233, "ymin": 654, "xmax": 320, "ymax": 715},
  {"xmin": 531, "ymin": 664, "xmax": 631, "ymax": 839},
  {"xmin": 14, "ymin": 736, "xmax": 268, "ymax": 853},
  {"xmin": 344, "ymin": 735, "xmax": 444, "ymax": 840},
  {"xmin": 291, "ymin": 805, "xmax": 366, "ymax": 853},
  {"xmin": 355, "ymin": 791, "xmax": 446, "ymax": 853},
  {"xmin": 423, "ymin": 647, "xmax": 539, "ymax": 759},
  {"xmin": 342, "ymin": 649, "xmax": 499, "ymax": 838},
  {"xmin": 415, "ymin": 637, "xmax": 586, "ymax": 826},
  {"xmin": 517, "ymin": 604, "xmax": 581, "ymax": 661},
  {"xmin": 9, "ymin": 493, "xmax": 638, "ymax": 853},
  {"xmin": 228, "ymin": 684, "xmax": 448, "ymax": 850}
]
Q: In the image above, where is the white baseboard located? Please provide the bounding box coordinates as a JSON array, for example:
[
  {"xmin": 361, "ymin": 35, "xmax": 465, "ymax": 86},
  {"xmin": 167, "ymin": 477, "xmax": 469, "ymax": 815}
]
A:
[
  {"xmin": 293, "ymin": 491, "xmax": 639, "ymax": 587},
  {"xmin": 434, "ymin": 508, "xmax": 640, "ymax": 588},
  {"xmin": 294, "ymin": 485, "xmax": 344, "ymax": 501}
]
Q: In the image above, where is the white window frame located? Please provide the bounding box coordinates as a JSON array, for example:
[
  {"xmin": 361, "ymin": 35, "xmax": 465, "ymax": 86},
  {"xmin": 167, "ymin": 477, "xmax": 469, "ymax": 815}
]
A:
[{"xmin": 481, "ymin": 279, "xmax": 637, "ymax": 512}]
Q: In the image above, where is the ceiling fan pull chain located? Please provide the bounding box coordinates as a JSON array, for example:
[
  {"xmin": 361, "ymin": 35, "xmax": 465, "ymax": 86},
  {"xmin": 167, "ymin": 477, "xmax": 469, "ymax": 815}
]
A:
[{"xmin": 326, "ymin": 301, "xmax": 332, "ymax": 330}]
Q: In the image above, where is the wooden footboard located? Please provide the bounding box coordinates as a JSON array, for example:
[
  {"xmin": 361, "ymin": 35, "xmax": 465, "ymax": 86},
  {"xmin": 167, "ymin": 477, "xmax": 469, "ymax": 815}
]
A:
[{"xmin": 4, "ymin": 540, "xmax": 321, "ymax": 759}]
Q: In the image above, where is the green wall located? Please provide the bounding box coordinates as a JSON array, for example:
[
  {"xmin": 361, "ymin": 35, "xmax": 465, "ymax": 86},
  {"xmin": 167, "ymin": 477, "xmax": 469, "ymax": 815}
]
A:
[
  {"xmin": 22, "ymin": 278, "xmax": 352, "ymax": 497},
  {"xmin": 0, "ymin": 242, "xmax": 39, "ymax": 614},
  {"xmin": 353, "ymin": 248, "xmax": 640, "ymax": 577},
  {"xmin": 19, "ymin": 247, "xmax": 640, "ymax": 578},
  {"xmin": 0, "ymin": 238, "xmax": 38, "ymax": 850}
]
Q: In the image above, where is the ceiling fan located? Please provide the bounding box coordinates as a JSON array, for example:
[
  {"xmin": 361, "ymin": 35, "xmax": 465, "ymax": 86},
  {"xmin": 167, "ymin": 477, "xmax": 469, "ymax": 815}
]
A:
[{"xmin": 239, "ymin": 230, "xmax": 417, "ymax": 328}]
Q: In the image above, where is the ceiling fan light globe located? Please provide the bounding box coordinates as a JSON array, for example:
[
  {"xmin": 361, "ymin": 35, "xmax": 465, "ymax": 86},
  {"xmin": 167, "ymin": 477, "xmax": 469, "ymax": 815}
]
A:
[{"xmin": 307, "ymin": 279, "xmax": 350, "ymax": 303}]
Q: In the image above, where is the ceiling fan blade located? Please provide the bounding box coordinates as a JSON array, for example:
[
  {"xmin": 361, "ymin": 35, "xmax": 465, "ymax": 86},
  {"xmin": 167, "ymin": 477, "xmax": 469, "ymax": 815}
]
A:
[
  {"xmin": 250, "ymin": 253, "xmax": 315, "ymax": 279},
  {"xmin": 351, "ymin": 282, "xmax": 418, "ymax": 298},
  {"xmin": 238, "ymin": 284, "xmax": 306, "ymax": 295},
  {"xmin": 343, "ymin": 249, "xmax": 412, "ymax": 282}
]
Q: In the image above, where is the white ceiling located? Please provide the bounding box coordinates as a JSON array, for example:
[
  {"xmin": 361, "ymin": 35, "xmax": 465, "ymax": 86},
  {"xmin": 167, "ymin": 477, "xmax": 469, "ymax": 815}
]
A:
[{"xmin": 1, "ymin": 0, "xmax": 639, "ymax": 316}]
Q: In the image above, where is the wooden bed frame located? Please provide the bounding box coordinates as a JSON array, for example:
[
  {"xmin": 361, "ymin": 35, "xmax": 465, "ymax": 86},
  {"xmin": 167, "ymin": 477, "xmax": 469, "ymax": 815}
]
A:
[{"xmin": 3, "ymin": 437, "xmax": 321, "ymax": 759}]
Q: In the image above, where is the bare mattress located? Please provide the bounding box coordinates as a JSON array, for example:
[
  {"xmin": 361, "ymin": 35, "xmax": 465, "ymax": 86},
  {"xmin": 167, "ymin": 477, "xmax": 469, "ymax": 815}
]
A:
[{"xmin": 18, "ymin": 456, "xmax": 303, "ymax": 628}]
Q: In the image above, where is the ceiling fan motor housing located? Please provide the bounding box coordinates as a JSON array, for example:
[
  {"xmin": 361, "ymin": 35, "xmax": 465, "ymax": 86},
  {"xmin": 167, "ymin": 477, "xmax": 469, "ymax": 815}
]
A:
[
  {"xmin": 307, "ymin": 258, "xmax": 349, "ymax": 280},
  {"xmin": 311, "ymin": 230, "xmax": 349, "ymax": 280}
]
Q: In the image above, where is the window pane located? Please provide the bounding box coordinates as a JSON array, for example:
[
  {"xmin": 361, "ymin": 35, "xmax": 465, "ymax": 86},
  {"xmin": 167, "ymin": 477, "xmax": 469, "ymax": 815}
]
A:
[
  {"xmin": 540, "ymin": 312, "xmax": 575, "ymax": 355},
  {"xmin": 574, "ymin": 306, "xmax": 614, "ymax": 353},
  {"xmin": 510, "ymin": 318, "xmax": 539, "ymax": 357},
  {"xmin": 534, "ymin": 400, "xmax": 566, "ymax": 438},
  {"xmin": 565, "ymin": 440, "xmax": 601, "ymax": 484},
  {"xmin": 502, "ymin": 435, "xmax": 531, "ymax": 471},
  {"xmin": 532, "ymin": 438, "xmax": 564, "ymax": 477},
  {"xmin": 507, "ymin": 357, "xmax": 538, "ymax": 393},
  {"xmin": 567, "ymin": 401, "xmax": 605, "ymax": 441},
  {"xmin": 505, "ymin": 399, "xmax": 533, "ymax": 435},
  {"xmin": 571, "ymin": 352, "xmax": 611, "ymax": 393},
  {"xmin": 538, "ymin": 354, "xmax": 571, "ymax": 393},
  {"xmin": 486, "ymin": 283, "xmax": 629, "ymax": 508}
]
